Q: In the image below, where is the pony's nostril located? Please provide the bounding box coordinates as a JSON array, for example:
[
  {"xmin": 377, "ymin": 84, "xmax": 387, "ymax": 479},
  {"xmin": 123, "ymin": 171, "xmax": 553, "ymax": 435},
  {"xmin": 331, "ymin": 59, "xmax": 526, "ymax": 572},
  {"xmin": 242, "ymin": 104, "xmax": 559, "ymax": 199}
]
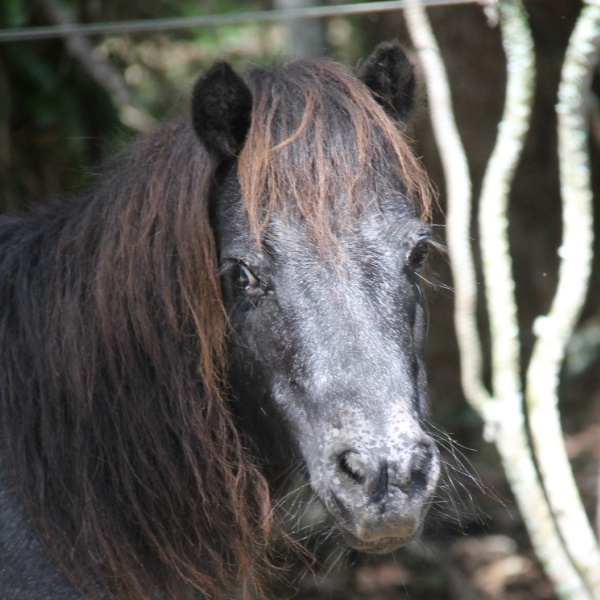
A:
[
  {"xmin": 337, "ymin": 451, "xmax": 366, "ymax": 485},
  {"xmin": 406, "ymin": 441, "xmax": 434, "ymax": 498}
]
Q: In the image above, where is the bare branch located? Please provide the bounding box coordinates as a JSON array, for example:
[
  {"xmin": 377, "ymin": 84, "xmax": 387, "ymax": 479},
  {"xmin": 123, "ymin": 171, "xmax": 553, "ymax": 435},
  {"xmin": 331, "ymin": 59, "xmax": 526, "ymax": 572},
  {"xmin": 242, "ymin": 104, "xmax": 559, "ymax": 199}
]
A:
[
  {"xmin": 403, "ymin": 0, "xmax": 490, "ymax": 418},
  {"xmin": 478, "ymin": 0, "xmax": 528, "ymax": 433},
  {"xmin": 526, "ymin": 2, "xmax": 600, "ymax": 595},
  {"xmin": 478, "ymin": 3, "xmax": 595, "ymax": 598},
  {"xmin": 405, "ymin": 0, "xmax": 593, "ymax": 597}
]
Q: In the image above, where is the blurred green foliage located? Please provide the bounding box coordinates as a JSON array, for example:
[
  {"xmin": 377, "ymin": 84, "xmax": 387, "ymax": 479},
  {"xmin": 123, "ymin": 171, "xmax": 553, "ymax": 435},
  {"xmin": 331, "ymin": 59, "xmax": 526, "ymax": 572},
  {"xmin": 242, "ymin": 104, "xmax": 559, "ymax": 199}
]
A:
[
  {"xmin": 0, "ymin": 0, "xmax": 367, "ymax": 212},
  {"xmin": 0, "ymin": 0, "xmax": 268, "ymax": 211},
  {"xmin": 1, "ymin": 0, "xmax": 117, "ymax": 210},
  {"xmin": 1, "ymin": 0, "xmax": 30, "ymax": 28}
]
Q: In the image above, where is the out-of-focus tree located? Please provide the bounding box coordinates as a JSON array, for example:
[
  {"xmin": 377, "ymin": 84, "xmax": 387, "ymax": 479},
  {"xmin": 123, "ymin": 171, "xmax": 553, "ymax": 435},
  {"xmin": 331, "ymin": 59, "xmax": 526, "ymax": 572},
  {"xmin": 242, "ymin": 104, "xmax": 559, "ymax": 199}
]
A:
[{"xmin": 0, "ymin": 0, "xmax": 273, "ymax": 212}]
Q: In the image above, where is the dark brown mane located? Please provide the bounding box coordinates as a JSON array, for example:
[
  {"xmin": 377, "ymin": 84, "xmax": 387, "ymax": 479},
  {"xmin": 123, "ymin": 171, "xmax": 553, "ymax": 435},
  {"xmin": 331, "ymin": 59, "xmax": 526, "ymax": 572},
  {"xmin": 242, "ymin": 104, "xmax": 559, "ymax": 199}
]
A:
[
  {"xmin": 0, "ymin": 55, "xmax": 433, "ymax": 600},
  {"xmin": 0, "ymin": 125, "xmax": 270, "ymax": 599},
  {"xmin": 239, "ymin": 59, "xmax": 433, "ymax": 245}
]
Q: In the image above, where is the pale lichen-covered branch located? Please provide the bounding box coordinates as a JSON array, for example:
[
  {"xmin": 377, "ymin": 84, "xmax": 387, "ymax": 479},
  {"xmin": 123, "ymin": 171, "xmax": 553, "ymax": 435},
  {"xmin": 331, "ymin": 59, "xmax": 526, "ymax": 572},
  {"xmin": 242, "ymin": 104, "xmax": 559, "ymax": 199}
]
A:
[
  {"xmin": 404, "ymin": 0, "xmax": 594, "ymax": 597},
  {"xmin": 478, "ymin": 0, "xmax": 529, "ymax": 441},
  {"xmin": 403, "ymin": 0, "xmax": 489, "ymax": 417},
  {"xmin": 478, "ymin": 3, "xmax": 594, "ymax": 597},
  {"xmin": 525, "ymin": 2, "xmax": 600, "ymax": 596}
]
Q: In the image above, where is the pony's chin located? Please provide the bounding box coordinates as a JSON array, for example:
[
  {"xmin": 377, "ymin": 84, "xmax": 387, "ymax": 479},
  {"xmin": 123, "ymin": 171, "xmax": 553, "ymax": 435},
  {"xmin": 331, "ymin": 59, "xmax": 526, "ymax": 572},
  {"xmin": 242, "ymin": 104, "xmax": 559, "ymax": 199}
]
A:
[{"xmin": 337, "ymin": 528, "xmax": 419, "ymax": 555}]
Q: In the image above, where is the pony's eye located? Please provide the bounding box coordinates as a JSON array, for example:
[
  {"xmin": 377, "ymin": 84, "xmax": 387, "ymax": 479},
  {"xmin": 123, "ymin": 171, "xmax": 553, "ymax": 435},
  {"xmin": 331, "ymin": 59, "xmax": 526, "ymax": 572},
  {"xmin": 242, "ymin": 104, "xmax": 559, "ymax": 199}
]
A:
[
  {"xmin": 408, "ymin": 238, "xmax": 429, "ymax": 268},
  {"xmin": 233, "ymin": 263, "xmax": 262, "ymax": 295}
]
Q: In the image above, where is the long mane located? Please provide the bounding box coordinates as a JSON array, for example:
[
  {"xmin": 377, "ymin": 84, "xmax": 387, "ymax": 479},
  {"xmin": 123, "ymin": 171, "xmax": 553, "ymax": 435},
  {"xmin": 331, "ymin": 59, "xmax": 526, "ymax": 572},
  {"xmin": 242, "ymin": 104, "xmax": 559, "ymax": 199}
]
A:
[
  {"xmin": 0, "ymin": 58, "xmax": 432, "ymax": 600},
  {"xmin": 0, "ymin": 125, "xmax": 269, "ymax": 599}
]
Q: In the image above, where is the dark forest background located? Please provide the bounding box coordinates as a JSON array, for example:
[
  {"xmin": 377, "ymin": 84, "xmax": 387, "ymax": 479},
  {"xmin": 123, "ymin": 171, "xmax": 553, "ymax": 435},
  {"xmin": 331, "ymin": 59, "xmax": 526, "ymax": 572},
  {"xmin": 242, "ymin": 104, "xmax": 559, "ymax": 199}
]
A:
[{"xmin": 1, "ymin": 1, "xmax": 598, "ymax": 598}]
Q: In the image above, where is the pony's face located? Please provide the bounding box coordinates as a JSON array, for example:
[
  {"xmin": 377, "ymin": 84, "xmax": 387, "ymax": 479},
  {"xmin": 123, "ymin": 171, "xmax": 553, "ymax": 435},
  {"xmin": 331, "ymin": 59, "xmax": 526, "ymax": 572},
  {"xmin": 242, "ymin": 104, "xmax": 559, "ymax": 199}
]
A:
[
  {"xmin": 193, "ymin": 44, "xmax": 440, "ymax": 554},
  {"xmin": 216, "ymin": 183, "xmax": 439, "ymax": 553}
]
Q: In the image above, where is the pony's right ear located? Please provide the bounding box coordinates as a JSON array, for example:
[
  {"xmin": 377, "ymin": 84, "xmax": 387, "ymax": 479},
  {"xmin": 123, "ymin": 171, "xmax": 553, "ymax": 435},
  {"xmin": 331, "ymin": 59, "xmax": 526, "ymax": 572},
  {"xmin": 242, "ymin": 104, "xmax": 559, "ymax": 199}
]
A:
[
  {"xmin": 191, "ymin": 62, "xmax": 253, "ymax": 158},
  {"xmin": 357, "ymin": 42, "xmax": 415, "ymax": 123}
]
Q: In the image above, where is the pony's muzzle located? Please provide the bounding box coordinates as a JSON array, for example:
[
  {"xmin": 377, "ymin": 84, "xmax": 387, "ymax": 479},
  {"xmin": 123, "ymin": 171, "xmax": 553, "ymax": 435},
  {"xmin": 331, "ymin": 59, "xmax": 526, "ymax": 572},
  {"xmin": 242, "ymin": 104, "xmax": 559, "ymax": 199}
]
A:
[{"xmin": 327, "ymin": 435, "xmax": 439, "ymax": 550}]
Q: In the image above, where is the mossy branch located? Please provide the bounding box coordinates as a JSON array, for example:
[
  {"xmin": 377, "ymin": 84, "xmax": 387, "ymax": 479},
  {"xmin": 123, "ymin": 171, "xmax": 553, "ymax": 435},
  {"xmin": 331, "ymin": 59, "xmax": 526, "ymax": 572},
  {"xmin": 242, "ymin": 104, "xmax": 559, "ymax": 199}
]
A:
[
  {"xmin": 525, "ymin": 2, "xmax": 600, "ymax": 595},
  {"xmin": 404, "ymin": 0, "xmax": 595, "ymax": 597}
]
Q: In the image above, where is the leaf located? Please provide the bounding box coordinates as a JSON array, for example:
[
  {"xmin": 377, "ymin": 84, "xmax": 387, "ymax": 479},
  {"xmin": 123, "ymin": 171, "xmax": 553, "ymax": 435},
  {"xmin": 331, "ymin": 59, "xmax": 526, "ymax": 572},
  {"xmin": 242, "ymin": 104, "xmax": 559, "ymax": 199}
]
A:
[{"xmin": 0, "ymin": 0, "xmax": 30, "ymax": 28}]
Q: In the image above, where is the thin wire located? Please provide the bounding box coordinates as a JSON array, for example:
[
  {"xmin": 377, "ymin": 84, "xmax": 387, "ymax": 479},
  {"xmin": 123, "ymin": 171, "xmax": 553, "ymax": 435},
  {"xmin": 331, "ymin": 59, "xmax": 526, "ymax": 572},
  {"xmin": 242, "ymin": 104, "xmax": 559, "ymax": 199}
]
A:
[{"xmin": 1, "ymin": 0, "xmax": 483, "ymax": 43}]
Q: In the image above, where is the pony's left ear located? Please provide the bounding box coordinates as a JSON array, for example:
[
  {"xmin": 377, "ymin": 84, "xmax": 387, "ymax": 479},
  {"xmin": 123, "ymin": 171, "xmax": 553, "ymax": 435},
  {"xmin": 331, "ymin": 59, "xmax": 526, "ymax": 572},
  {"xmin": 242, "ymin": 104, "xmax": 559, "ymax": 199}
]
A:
[
  {"xmin": 358, "ymin": 42, "xmax": 415, "ymax": 123},
  {"xmin": 191, "ymin": 61, "xmax": 253, "ymax": 158}
]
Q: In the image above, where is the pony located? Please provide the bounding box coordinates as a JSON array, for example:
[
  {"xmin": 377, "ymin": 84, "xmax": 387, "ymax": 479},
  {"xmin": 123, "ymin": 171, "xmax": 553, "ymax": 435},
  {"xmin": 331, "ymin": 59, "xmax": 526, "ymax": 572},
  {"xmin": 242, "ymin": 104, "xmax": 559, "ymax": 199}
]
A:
[{"xmin": 0, "ymin": 43, "xmax": 439, "ymax": 599}]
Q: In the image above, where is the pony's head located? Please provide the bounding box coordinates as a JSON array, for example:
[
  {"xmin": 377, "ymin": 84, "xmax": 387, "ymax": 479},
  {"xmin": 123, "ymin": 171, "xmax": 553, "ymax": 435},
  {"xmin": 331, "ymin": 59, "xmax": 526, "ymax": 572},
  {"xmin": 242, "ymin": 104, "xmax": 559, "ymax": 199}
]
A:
[{"xmin": 193, "ymin": 43, "xmax": 440, "ymax": 554}]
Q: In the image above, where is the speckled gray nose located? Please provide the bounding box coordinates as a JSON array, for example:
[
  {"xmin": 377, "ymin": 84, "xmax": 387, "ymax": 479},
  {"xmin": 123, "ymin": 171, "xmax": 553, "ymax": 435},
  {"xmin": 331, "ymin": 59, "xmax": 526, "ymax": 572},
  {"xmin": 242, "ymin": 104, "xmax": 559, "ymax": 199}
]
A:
[{"xmin": 336, "ymin": 437, "xmax": 438, "ymax": 505}]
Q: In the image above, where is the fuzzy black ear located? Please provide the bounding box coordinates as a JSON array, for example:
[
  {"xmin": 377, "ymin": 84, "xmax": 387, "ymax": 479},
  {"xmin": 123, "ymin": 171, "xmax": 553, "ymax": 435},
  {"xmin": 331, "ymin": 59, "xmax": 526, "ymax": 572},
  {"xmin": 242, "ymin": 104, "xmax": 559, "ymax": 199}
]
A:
[
  {"xmin": 191, "ymin": 61, "xmax": 253, "ymax": 157},
  {"xmin": 357, "ymin": 42, "xmax": 416, "ymax": 122}
]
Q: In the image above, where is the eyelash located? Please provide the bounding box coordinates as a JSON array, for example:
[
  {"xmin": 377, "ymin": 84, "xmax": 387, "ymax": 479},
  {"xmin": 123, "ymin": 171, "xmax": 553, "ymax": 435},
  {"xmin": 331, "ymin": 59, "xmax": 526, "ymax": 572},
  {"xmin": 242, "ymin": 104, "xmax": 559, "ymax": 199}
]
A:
[
  {"xmin": 228, "ymin": 261, "xmax": 268, "ymax": 296},
  {"xmin": 407, "ymin": 237, "xmax": 429, "ymax": 269}
]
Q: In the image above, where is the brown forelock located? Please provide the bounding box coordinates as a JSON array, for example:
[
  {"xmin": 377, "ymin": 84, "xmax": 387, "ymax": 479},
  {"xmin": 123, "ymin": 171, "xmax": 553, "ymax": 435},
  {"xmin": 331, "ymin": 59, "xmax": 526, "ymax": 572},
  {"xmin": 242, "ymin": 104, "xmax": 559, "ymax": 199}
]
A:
[
  {"xmin": 2, "ymin": 123, "xmax": 270, "ymax": 599},
  {"xmin": 238, "ymin": 59, "xmax": 434, "ymax": 247}
]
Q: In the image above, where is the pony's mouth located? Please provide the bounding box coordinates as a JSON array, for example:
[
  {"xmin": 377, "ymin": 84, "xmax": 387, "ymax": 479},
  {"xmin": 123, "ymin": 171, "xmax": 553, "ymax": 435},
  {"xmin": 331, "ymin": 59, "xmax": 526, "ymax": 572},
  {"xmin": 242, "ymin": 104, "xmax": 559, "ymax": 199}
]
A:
[
  {"xmin": 322, "ymin": 490, "xmax": 424, "ymax": 554},
  {"xmin": 337, "ymin": 527, "xmax": 419, "ymax": 554}
]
